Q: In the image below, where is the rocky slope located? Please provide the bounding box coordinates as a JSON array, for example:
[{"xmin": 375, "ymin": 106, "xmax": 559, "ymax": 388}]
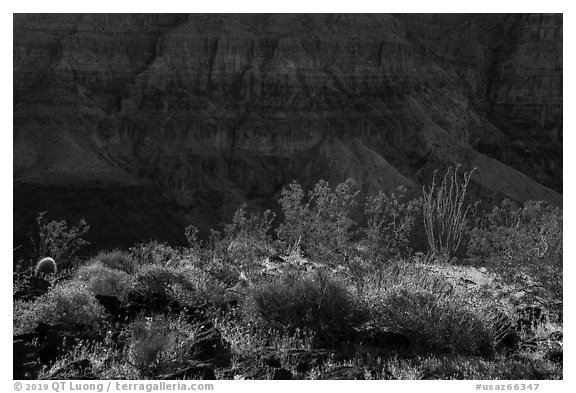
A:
[{"xmin": 13, "ymin": 14, "xmax": 562, "ymax": 250}]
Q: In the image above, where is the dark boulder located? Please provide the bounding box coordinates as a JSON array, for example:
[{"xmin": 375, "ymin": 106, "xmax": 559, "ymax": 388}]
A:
[
  {"xmin": 260, "ymin": 352, "xmax": 282, "ymax": 368},
  {"xmin": 549, "ymin": 331, "xmax": 563, "ymax": 342},
  {"xmin": 545, "ymin": 350, "xmax": 563, "ymax": 364},
  {"xmin": 95, "ymin": 294, "xmax": 125, "ymax": 320},
  {"xmin": 498, "ymin": 331, "xmax": 521, "ymax": 351},
  {"xmin": 271, "ymin": 368, "xmax": 293, "ymax": 380},
  {"xmin": 19, "ymin": 323, "xmax": 103, "ymax": 365},
  {"xmin": 191, "ymin": 327, "xmax": 232, "ymax": 367},
  {"xmin": 13, "ymin": 339, "xmax": 41, "ymax": 379},
  {"xmin": 373, "ymin": 331, "xmax": 411, "ymax": 351},
  {"xmin": 14, "ymin": 276, "xmax": 51, "ymax": 301},
  {"xmin": 13, "ymin": 322, "xmax": 103, "ymax": 379}
]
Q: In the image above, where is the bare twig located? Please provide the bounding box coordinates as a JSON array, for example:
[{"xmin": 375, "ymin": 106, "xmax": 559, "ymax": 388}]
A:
[{"xmin": 422, "ymin": 164, "xmax": 476, "ymax": 258}]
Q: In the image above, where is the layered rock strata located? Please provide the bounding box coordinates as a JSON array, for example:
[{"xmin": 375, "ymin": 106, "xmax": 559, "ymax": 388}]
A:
[{"xmin": 13, "ymin": 14, "xmax": 562, "ymax": 249}]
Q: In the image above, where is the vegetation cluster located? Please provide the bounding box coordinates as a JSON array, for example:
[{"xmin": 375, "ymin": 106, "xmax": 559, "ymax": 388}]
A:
[{"xmin": 13, "ymin": 166, "xmax": 563, "ymax": 380}]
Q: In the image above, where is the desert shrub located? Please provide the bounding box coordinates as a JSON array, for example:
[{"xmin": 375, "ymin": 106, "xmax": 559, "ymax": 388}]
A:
[
  {"xmin": 467, "ymin": 199, "xmax": 562, "ymax": 301},
  {"xmin": 363, "ymin": 268, "xmax": 510, "ymax": 356},
  {"xmin": 15, "ymin": 281, "xmax": 107, "ymax": 334},
  {"xmin": 215, "ymin": 308, "xmax": 314, "ymax": 365},
  {"xmin": 380, "ymin": 354, "xmax": 561, "ymax": 380},
  {"xmin": 277, "ymin": 179, "xmax": 359, "ymax": 267},
  {"xmin": 422, "ymin": 165, "xmax": 475, "ymax": 258},
  {"xmin": 183, "ymin": 224, "xmax": 212, "ymax": 267},
  {"xmin": 131, "ymin": 265, "xmax": 184, "ymax": 300},
  {"xmin": 131, "ymin": 264, "xmax": 227, "ymax": 309},
  {"xmin": 438, "ymin": 354, "xmax": 561, "ymax": 380},
  {"xmin": 244, "ymin": 271, "xmax": 367, "ymax": 342},
  {"xmin": 13, "ymin": 299, "xmax": 32, "ymax": 332},
  {"xmin": 210, "ymin": 204, "xmax": 275, "ymax": 272},
  {"xmin": 361, "ymin": 186, "xmax": 421, "ymax": 279},
  {"xmin": 203, "ymin": 258, "xmax": 244, "ymax": 288},
  {"xmin": 75, "ymin": 262, "xmax": 131, "ymax": 301},
  {"xmin": 90, "ymin": 249, "xmax": 135, "ymax": 273},
  {"xmin": 369, "ymin": 287, "xmax": 492, "ymax": 355},
  {"xmin": 184, "ymin": 224, "xmax": 203, "ymax": 254},
  {"xmin": 29, "ymin": 212, "xmax": 90, "ymax": 269},
  {"xmin": 129, "ymin": 241, "xmax": 183, "ymax": 267},
  {"xmin": 129, "ymin": 241, "xmax": 208, "ymax": 269},
  {"xmin": 36, "ymin": 334, "xmax": 129, "ymax": 379},
  {"xmin": 124, "ymin": 313, "xmax": 203, "ymax": 378},
  {"xmin": 37, "ymin": 314, "xmax": 216, "ymax": 379}
]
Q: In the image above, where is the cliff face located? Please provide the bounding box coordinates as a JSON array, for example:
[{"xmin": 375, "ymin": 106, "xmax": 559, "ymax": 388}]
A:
[{"xmin": 13, "ymin": 14, "xmax": 562, "ymax": 249}]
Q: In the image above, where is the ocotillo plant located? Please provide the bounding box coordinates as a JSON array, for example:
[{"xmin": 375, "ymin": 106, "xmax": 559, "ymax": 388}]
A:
[{"xmin": 422, "ymin": 164, "xmax": 476, "ymax": 258}]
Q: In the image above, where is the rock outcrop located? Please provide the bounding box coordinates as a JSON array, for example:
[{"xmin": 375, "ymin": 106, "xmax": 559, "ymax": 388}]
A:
[{"xmin": 13, "ymin": 14, "xmax": 562, "ymax": 249}]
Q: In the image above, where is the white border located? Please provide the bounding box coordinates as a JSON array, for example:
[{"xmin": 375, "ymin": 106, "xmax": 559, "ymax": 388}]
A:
[{"xmin": 4, "ymin": 3, "xmax": 573, "ymax": 391}]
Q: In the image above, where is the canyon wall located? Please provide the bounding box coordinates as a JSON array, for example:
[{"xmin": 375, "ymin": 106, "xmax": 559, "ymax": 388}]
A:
[{"xmin": 13, "ymin": 14, "xmax": 562, "ymax": 250}]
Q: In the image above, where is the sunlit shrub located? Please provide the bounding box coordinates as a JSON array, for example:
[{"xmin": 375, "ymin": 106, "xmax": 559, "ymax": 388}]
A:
[
  {"xmin": 15, "ymin": 281, "xmax": 107, "ymax": 333},
  {"xmin": 380, "ymin": 354, "xmax": 561, "ymax": 380},
  {"xmin": 361, "ymin": 186, "xmax": 421, "ymax": 281},
  {"xmin": 245, "ymin": 271, "xmax": 367, "ymax": 342},
  {"xmin": 277, "ymin": 179, "xmax": 359, "ymax": 267},
  {"xmin": 129, "ymin": 241, "xmax": 182, "ymax": 267},
  {"xmin": 29, "ymin": 212, "xmax": 90, "ymax": 269},
  {"xmin": 90, "ymin": 249, "xmax": 135, "ymax": 273},
  {"xmin": 125, "ymin": 314, "xmax": 203, "ymax": 377},
  {"xmin": 467, "ymin": 199, "xmax": 562, "ymax": 301},
  {"xmin": 211, "ymin": 204, "xmax": 275, "ymax": 272},
  {"xmin": 75, "ymin": 262, "xmax": 131, "ymax": 301},
  {"xmin": 363, "ymin": 265, "xmax": 512, "ymax": 356},
  {"xmin": 369, "ymin": 287, "xmax": 492, "ymax": 354},
  {"xmin": 214, "ymin": 308, "xmax": 314, "ymax": 366},
  {"xmin": 131, "ymin": 264, "xmax": 227, "ymax": 309},
  {"xmin": 36, "ymin": 334, "xmax": 136, "ymax": 379}
]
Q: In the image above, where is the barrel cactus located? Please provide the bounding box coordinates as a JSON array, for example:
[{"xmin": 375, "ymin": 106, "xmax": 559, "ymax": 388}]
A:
[{"xmin": 35, "ymin": 257, "xmax": 57, "ymax": 276}]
